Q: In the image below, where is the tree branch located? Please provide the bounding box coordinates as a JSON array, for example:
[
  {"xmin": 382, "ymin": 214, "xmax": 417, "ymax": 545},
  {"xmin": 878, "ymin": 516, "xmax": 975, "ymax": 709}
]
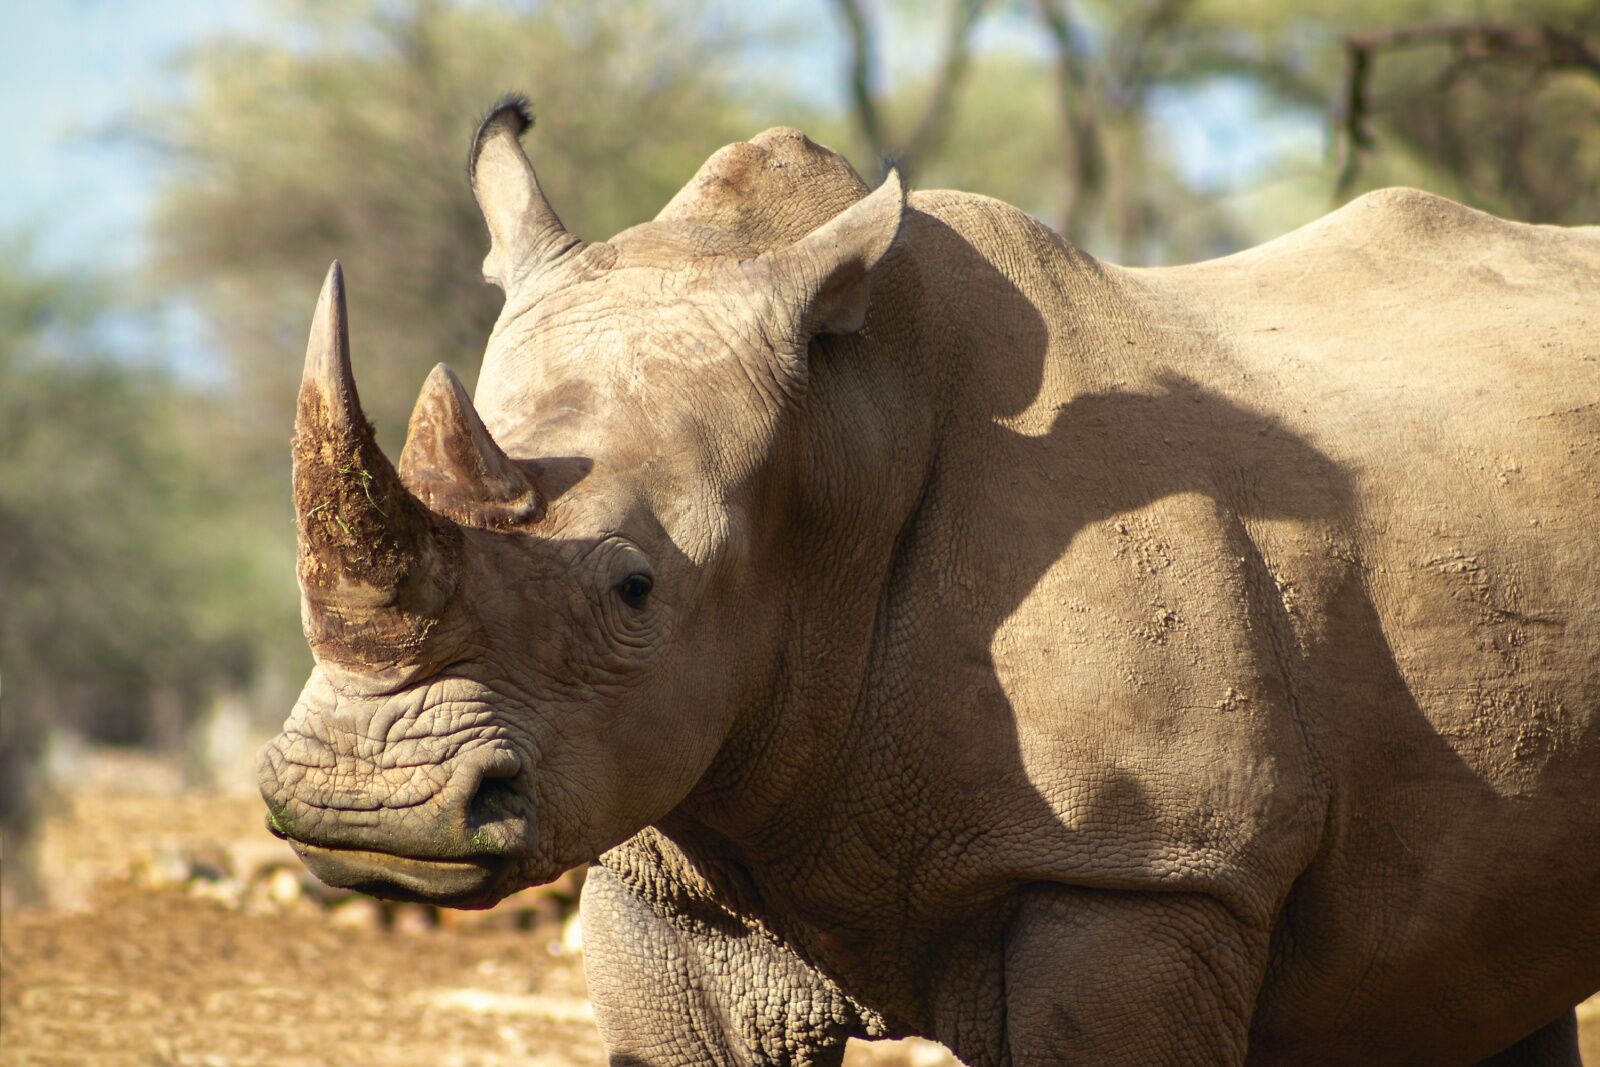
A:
[
  {"xmin": 1035, "ymin": 0, "xmax": 1100, "ymax": 233},
  {"xmin": 830, "ymin": 0, "xmax": 991, "ymax": 180},
  {"xmin": 831, "ymin": 0, "xmax": 889, "ymax": 163},
  {"xmin": 1335, "ymin": 22, "xmax": 1600, "ymax": 196},
  {"xmin": 1109, "ymin": 0, "xmax": 1190, "ymax": 106},
  {"xmin": 900, "ymin": 0, "xmax": 992, "ymax": 175}
]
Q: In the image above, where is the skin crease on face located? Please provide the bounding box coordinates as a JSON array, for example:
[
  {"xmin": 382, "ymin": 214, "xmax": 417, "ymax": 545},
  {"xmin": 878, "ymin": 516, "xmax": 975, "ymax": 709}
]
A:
[{"xmin": 258, "ymin": 99, "xmax": 905, "ymax": 909}]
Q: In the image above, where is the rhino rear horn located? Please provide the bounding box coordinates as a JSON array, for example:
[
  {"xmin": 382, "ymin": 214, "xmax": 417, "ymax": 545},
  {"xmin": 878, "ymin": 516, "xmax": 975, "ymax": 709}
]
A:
[
  {"xmin": 293, "ymin": 262, "xmax": 456, "ymax": 665},
  {"xmin": 399, "ymin": 364, "xmax": 545, "ymax": 529},
  {"xmin": 470, "ymin": 95, "xmax": 581, "ymax": 289}
]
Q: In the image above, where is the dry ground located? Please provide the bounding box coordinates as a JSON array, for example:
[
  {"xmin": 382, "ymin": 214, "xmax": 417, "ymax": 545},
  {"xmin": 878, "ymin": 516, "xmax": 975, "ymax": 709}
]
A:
[
  {"xmin": 2, "ymin": 884, "xmax": 601, "ymax": 1067},
  {"xmin": 1, "ymin": 754, "xmax": 1594, "ymax": 1065},
  {"xmin": 0, "ymin": 757, "xmax": 949, "ymax": 1067}
]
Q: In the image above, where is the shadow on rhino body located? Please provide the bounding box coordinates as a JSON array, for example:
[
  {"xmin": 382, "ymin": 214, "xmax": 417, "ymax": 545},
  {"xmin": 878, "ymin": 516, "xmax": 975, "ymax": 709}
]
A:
[{"xmin": 645, "ymin": 209, "xmax": 1596, "ymax": 1055}]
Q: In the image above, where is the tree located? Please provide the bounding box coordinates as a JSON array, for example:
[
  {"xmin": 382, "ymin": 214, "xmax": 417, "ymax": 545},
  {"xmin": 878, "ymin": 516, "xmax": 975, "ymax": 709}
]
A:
[
  {"xmin": 826, "ymin": 0, "xmax": 1263, "ymax": 262},
  {"xmin": 830, "ymin": 0, "xmax": 993, "ymax": 182},
  {"xmin": 0, "ymin": 241, "xmax": 274, "ymax": 747},
  {"xmin": 0, "ymin": 237, "xmax": 299, "ymax": 896},
  {"xmin": 1179, "ymin": 0, "xmax": 1600, "ymax": 223},
  {"xmin": 1334, "ymin": 20, "xmax": 1600, "ymax": 221},
  {"xmin": 142, "ymin": 0, "xmax": 790, "ymax": 454},
  {"xmin": 825, "ymin": 0, "xmax": 1599, "ymax": 264}
]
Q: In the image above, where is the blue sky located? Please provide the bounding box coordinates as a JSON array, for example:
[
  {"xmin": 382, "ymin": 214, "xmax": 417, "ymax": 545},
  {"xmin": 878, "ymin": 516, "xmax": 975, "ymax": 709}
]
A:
[{"xmin": 1, "ymin": 0, "xmax": 270, "ymax": 270}]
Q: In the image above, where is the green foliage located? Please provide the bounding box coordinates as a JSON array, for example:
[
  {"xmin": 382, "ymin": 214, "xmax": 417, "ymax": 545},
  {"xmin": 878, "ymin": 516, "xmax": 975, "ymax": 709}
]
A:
[
  {"xmin": 900, "ymin": 52, "xmax": 1064, "ymax": 218},
  {"xmin": 1181, "ymin": 0, "xmax": 1600, "ymax": 224},
  {"xmin": 141, "ymin": 0, "xmax": 791, "ymax": 452},
  {"xmin": 0, "ymin": 240, "xmax": 292, "ymax": 745},
  {"xmin": 844, "ymin": 0, "xmax": 1599, "ymax": 261},
  {"xmin": 1345, "ymin": 48, "xmax": 1600, "ymax": 224},
  {"xmin": 1192, "ymin": 0, "xmax": 1599, "ymax": 36}
]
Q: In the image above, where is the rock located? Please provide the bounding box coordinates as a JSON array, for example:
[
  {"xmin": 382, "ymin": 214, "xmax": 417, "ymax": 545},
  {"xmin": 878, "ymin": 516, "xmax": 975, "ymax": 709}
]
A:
[
  {"xmin": 267, "ymin": 867, "xmax": 302, "ymax": 907},
  {"xmin": 327, "ymin": 897, "xmax": 385, "ymax": 929},
  {"xmin": 390, "ymin": 903, "xmax": 438, "ymax": 935},
  {"xmin": 555, "ymin": 913, "xmax": 582, "ymax": 956},
  {"xmin": 132, "ymin": 850, "xmax": 192, "ymax": 890}
]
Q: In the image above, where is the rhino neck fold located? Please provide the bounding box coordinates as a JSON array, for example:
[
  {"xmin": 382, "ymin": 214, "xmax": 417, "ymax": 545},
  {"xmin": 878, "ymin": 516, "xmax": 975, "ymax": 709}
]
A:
[
  {"xmin": 656, "ymin": 195, "xmax": 1213, "ymax": 1031},
  {"xmin": 675, "ymin": 194, "xmax": 1117, "ymax": 850},
  {"xmin": 664, "ymin": 203, "xmax": 1067, "ymax": 937}
]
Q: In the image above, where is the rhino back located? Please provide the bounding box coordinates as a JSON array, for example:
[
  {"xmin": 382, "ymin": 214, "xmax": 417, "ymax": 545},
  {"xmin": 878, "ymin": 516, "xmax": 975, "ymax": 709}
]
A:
[
  {"xmin": 850, "ymin": 184, "xmax": 1600, "ymax": 1054},
  {"xmin": 1128, "ymin": 188, "xmax": 1600, "ymax": 1053}
]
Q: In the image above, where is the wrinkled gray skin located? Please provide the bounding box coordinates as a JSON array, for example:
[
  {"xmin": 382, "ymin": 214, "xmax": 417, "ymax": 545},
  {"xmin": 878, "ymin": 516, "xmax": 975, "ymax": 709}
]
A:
[{"xmin": 259, "ymin": 100, "xmax": 1600, "ymax": 1065}]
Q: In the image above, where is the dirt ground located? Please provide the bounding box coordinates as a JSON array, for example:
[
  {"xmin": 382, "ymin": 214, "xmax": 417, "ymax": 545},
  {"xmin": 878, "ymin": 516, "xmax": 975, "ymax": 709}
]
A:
[
  {"xmin": 1, "ymin": 754, "xmax": 1594, "ymax": 1065},
  {"xmin": 2, "ymin": 885, "xmax": 602, "ymax": 1067},
  {"xmin": 0, "ymin": 756, "xmax": 950, "ymax": 1067}
]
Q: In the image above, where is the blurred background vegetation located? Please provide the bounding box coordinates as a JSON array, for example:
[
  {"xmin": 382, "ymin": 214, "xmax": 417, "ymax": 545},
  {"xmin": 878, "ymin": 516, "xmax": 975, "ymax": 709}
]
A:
[{"xmin": 3, "ymin": 0, "xmax": 1598, "ymax": 893}]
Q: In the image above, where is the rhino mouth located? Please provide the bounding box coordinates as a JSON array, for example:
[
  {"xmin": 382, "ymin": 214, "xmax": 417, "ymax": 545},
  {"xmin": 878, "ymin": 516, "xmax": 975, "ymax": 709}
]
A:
[{"xmin": 278, "ymin": 834, "xmax": 509, "ymax": 908}]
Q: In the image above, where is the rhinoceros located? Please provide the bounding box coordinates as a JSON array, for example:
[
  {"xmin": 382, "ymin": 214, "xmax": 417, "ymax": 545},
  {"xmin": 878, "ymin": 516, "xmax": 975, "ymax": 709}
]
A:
[{"xmin": 258, "ymin": 96, "xmax": 1600, "ymax": 1065}]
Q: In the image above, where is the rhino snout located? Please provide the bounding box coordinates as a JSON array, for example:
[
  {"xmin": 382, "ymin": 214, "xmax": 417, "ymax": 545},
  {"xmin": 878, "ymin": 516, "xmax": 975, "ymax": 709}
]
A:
[{"xmin": 258, "ymin": 732, "xmax": 533, "ymax": 905}]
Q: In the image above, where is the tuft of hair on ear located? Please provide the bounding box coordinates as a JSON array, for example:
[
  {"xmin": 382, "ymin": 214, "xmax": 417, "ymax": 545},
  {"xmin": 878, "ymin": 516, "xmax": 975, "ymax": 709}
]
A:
[
  {"xmin": 469, "ymin": 93, "xmax": 534, "ymax": 179},
  {"xmin": 483, "ymin": 92, "xmax": 533, "ymax": 133}
]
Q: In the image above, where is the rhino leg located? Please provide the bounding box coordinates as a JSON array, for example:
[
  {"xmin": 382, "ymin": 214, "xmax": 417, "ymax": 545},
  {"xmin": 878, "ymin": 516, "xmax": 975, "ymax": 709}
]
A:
[
  {"xmin": 1000, "ymin": 885, "xmax": 1264, "ymax": 1066},
  {"xmin": 580, "ymin": 863, "xmax": 852, "ymax": 1067},
  {"xmin": 1472, "ymin": 1010, "xmax": 1582, "ymax": 1067}
]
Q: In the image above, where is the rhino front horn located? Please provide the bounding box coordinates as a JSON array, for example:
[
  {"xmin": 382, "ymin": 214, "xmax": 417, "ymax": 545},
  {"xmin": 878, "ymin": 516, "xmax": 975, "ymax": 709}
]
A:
[
  {"xmin": 293, "ymin": 262, "xmax": 456, "ymax": 666},
  {"xmin": 399, "ymin": 363, "xmax": 545, "ymax": 529}
]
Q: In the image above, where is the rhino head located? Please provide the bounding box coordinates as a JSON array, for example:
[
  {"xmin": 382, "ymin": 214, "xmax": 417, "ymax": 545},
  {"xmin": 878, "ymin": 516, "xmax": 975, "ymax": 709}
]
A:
[{"xmin": 257, "ymin": 99, "xmax": 906, "ymax": 906}]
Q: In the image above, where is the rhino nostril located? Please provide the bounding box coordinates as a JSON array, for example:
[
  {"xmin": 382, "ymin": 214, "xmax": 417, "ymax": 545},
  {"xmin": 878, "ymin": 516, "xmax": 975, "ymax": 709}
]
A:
[{"xmin": 466, "ymin": 770, "xmax": 520, "ymax": 832}]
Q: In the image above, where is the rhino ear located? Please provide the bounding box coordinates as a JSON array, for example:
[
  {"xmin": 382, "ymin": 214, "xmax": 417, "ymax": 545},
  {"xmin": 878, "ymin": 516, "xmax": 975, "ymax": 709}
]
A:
[
  {"xmin": 758, "ymin": 169, "xmax": 905, "ymax": 339},
  {"xmin": 469, "ymin": 95, "xmax": 582, "ymax": 290},
  {"xmin": 399, "ymin": 364, "xmax": 545, "ymax": 529}
]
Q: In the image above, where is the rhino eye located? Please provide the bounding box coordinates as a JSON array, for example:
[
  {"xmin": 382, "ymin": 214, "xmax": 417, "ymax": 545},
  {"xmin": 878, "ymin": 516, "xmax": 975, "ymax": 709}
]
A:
[{"xmin": 616, "ymin": 573, "xmax": 653, "ymax": 609}]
